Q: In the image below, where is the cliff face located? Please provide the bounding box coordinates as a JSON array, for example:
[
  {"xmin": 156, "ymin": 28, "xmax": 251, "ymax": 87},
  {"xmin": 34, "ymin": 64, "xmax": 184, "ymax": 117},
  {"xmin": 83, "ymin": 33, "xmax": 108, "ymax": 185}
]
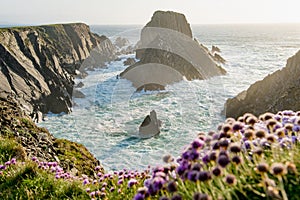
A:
[
  {"xmin": 120, "ymin": 11, "xmax": 226, "ymax": 91},
  {"xmin": 0, "ymin": 23, "xmax": 115, "ymax": 117},
  {"xmin": 225, "ymin": 50, "xmax": 300, "ymax": 118}
]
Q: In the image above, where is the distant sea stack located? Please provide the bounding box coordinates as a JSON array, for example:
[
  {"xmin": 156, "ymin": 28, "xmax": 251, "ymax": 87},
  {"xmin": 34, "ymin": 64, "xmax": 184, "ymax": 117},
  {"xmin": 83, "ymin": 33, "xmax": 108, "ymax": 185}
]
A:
[
  {"xmin": 0, "ymin": 23, "xmax": 116, "ymax": 119},
  {"xmin": 120, "ymin": 10, "xmax": 226, "ymax": 91},
  {"xmin": 225, "ymin": 50, "xmax": 300, "ymax": 118}
]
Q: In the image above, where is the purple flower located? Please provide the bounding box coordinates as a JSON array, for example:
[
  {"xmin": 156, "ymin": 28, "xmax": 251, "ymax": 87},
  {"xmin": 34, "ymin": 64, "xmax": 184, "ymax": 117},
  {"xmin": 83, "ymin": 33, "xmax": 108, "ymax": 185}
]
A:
[
  {"xmin": 217, "ymin": 155, "xmax": 230, "ymax": 168},
  {"xmin": 200, "ymin": 154, "xmax": 209, "ymax": 164},
  {"xmin": 198, "ymin": 171, "xmax": 211, "ymax": 182},
  {"xmin": 5, "ymin": 161, "xmax": 11, "ymax": 166},
  {"xmin": 0, "ymin": 165, "xmax": 6, "ymax": 170},
  {"xmin": 187, "ymin": 170, "xmax": 199, "ymax": 182},
  {"xmin": 192, "ymin": 139, "xmax": 204, "ymax": 149},
  {"xmin": 95, "ymin": 166, "xmax": 101, "ymax": 171},
  {"xmin": 11, "ymin": 158, "xmax": 16, "ymax": 164},
  {"xmin": 83, "ymin": 179, "xmax": 89, "ymax": 185},
  {"xmin": 89, "ymin": 191, "xmax": 95, "ymax": 197},
  {"xmin": 128, "ymin": 179, "xmax": 138, "ymax": 188},
  {"xmin": 152, "ymin": 177, "xmax": 165, "ymax": 191},
  {"xmin": 133, "ymin": 193, "xmax": 145, "ymax": 200},
  {"xmin": 110, "ymin": 187, "xmax": 115, "ymax": 192},
  {"xmin": 167, "ymin": 181, "xmax": 177, "ymax": 193}
]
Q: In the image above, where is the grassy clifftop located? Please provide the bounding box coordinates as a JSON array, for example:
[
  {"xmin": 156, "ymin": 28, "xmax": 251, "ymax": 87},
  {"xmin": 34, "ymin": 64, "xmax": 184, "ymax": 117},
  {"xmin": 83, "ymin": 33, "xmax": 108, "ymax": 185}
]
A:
[{"xmin": 0, "ymin": 96, "xmax": 102, "ymax": 176}]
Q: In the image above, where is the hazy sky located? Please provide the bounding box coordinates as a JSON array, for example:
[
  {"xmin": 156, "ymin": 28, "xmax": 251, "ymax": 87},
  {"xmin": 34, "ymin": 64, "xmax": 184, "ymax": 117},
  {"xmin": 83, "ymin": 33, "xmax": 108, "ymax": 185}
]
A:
[{"xmin": 1, "ymin": 0, "xmax": 300, "ymax": 25}]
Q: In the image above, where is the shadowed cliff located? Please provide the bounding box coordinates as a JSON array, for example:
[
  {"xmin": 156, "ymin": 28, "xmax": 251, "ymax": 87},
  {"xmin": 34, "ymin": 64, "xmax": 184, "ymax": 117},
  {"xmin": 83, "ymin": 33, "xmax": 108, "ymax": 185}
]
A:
[
  {"xmin": 225, "ymin": 50, "xmax": 300, "ymax": 118},
  {"xmin": 0, "ymin": 23, "xmax": 115, "ymax": 118}
]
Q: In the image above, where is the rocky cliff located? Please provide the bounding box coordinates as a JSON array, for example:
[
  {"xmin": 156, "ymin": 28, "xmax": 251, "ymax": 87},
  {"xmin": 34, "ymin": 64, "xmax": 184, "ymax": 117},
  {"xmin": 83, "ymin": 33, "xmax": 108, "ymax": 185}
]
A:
[
  {"xmin": 225, "ymin": 50, "xmax": 300, "ymax": 118},
  {"xmin": 120, "ymin": 11, "xmax": 226, "ymax": 91},
  {"xmin": 0, "ymin": 23, "xmax": 115, "ymax": 119}
]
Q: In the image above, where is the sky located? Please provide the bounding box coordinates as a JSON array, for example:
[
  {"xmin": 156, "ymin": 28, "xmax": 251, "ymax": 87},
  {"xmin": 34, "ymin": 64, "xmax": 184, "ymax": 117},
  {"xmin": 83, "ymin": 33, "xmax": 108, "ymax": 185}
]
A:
[{"xmin": 0, "ymin": 0, "xmax": 300, "ymax": 25}]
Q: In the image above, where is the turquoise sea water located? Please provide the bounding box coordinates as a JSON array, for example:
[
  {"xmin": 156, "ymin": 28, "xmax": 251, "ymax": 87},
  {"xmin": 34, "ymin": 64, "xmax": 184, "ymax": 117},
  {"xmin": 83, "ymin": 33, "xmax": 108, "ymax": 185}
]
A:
[{"xmin": 39, "ymin": 24, "xmax": 300, "ymax": 171}]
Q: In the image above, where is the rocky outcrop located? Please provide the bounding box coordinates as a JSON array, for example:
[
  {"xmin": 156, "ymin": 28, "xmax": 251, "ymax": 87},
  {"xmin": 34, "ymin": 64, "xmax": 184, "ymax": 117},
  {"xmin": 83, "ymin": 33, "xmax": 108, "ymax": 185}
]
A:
[
  {"xmin": 224, "ymin": 50, "xmax": 300, "ymax": 118},
  {"xmin": 138, "ymin": 110, "xmax": 162, "ymax": 138},
  {"xmin": 0, "ymin": 96, "xmax": 102, "ymax": 175},
  {"xmin": 0, "ymin": 23, "xmax": 116, "ymax": 118},
  {"xmin": 120, "ymin": 11, "xmax": 226, "ymax": 90},
  {"xmin": 123, "ymin": 57, "xmax": 136, "ymax": 66}
]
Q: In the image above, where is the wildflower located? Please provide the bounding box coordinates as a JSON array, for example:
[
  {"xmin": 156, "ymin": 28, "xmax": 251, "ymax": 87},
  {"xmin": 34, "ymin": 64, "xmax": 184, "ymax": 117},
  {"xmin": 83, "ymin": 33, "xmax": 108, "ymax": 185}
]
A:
[
  {"xmin": 266, "ymin": 134, "xmax": 276, "ymax": 143},
  {"xmin": 244, "ymin": 130, "xmax": 254, "ymax": 140},
  {"xmin": 266, "ymin": 119, "xmax": 277, "ymax": 130},
  {"xmin": 229, "ymin": 143, "xmax": 241, "ymax": 153},
  {"xmin": 83, "ymin": 179, "xmax": 89, "ymax": 185},
  {"xmin": 209, "ymin": 151, "xmax": 217, "ymax": 162},
  {"xmin": 232, "ymin": 122, "xmax": 243, "ymax": 132},
  {"xmin": 212, "ymin": 167, "xmax": 222, "ymax": 177},
  {"xmin": 219, "ymin": 138, "xmax": 229, "ymax": 150},
  {"xmin": 192, "ymin": 139, "xmax": 205, "ymax": 149},
  {"xmin": 256, "ymin": 163, "xmax": 269, "ymax": 173},
  {"xmin": 152, "ymin": 176, "xmax": 165, "ymax": 191},
  {"xmin": 286, "ymin": 162, "xmax": 297, "ymax": 174},
  {"xmin": 246, "ymin": 116, "xmax": 258, "ymax": 125},
  {"xmin": 237, "ymin": 116, "xmax": 244, "ymax": 122},
  {"xmin": 263, "ymin": 113, "xmax": 275, "ymax": 121},
  {"xmin": 192, "ymin": 163, "xmax": 202, "ymax": 171},
  {"xmin": 253, "ymin": 148, "xmax": 263, "ymax": 156},
  {"xmin": 109, "ymin": 187, "xmax": 115, "ymax": 192},
  {"xmin": 137, "ymin": 187, "xmax": 148, "ymax": 195},
  {"xmin": 198, "ymin": 171, "xmax": 211, "ymax": 182},
  {"xmin": 255, "ymin": 130, "xmax": 266, "ymax": 138},
  {"xmin": 5, "ymin": 161, "xmax": 11, "ymax": 166},
  {"xmin": 0, "ymin": 165, "xmax": 5, "ymax": 170},
  {"xmin": 217, "ymin": 155, "xmax": 230, "ymax": 168},
  {"xmin": 11, "ymin": 158, "xmax": 16, "ymax": 165},
  {"xmin": 86, "ymin": 188, "xmax": 90, "ymax": 193},
  {"xmin": 232, "ymin": 155, "xmax": 242, "ymax": 165},
  {"xmin": 167, "ymin": 181, "xmax": 177, "ymax": 193},
  {"xmin": 193, "ymin": 193, "xmax": 212, "ymax": 200},
  {"xmin": 225, "ymin": 174, "xmax": 236, "ymax": 185},
  {"xmin": 271, "ymin": 163, "xmax": 287, "ymax": 176},
  {"xmin": 187, "ymin": 170, "xmax": 199, "ymax": 182},
  {"xmin": 202, "ymin": 154, "xmax": 210, "ymax": 164},
  {"xmin": 95, "ymin": 166, "xmax": 101, "ymax": 171},
  {"xmin": 276, "ymin": 128, "xmax": 285, "ymax": 138},
  {"xmin": 222, "ymin": 124, "xmax": 232, "ymax": 134},
  {"xmin": 133, "ymin": 193, "xmax": 145, "ymax": 200},
  {"xmin": 89, "ymin": 191, "xmax": 95, "ymax": 197}
]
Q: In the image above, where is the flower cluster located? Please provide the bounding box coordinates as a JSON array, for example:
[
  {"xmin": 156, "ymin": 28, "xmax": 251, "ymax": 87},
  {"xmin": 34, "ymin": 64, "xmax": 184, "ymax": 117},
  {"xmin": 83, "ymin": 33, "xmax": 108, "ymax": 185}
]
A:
[
  {"xmin": 0, "ymin": 157, "xmax": 17, "ymax": 175},
  {"xmin": 134, "ymin": 110, "xmax": 300, "ymax": 200}
]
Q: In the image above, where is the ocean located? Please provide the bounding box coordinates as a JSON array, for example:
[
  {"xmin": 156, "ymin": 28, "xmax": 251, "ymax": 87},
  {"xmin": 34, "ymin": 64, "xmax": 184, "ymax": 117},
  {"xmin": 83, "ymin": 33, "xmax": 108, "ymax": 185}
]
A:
[{"xmin": 39, "ymin": 24, "xmax": 300, "ymax": 171}]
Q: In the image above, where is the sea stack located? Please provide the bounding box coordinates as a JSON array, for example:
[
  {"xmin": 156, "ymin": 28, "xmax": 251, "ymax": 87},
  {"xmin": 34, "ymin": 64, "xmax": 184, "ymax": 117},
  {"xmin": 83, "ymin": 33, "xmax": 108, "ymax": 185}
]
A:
[
  {"xmin": 224, "ymin": 50, "xmax": 300, "ymax": 118},
  {"xmin": 120, "ymin": 10, "xmax": 226, "ymax": 91},
  {"xmin": 138, "ymin": 110, "xmax": 162, "ymax": 138}
]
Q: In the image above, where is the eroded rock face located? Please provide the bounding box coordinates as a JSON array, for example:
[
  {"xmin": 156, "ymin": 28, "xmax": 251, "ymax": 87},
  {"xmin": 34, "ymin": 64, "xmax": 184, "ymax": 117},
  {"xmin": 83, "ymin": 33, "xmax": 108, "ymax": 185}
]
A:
[
  {"xmin": 120, "ymin": 10, "xmax": 226, "ymax": 90},
  {"xmin": 224, "ymin": 50, "xmax": 300, "ymax": 118},
  {"xmin": 0, "ymin": 23, "xmax": 116, "ymax": 117}
]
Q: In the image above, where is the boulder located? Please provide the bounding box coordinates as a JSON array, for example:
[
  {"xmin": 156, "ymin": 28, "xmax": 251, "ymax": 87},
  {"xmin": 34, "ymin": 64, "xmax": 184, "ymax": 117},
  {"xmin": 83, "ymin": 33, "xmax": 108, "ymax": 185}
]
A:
[
  {"xmin": 120, "ymin": 10, "xmax": 226, "ymax": 90},
  {"xmin": 123, "ymin": 57, "xmax": 136, "ymax": 66},
  {"xmin": 114, "ymin": 37, "xmax": 130, "ymax": 48},
  {"xmin": 138, "ymin": 110, "xmax": 162, "ymax": 138},
  {"xmin": 224, "ymin": 50, "xmax": 300, "ymax": 118}
]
